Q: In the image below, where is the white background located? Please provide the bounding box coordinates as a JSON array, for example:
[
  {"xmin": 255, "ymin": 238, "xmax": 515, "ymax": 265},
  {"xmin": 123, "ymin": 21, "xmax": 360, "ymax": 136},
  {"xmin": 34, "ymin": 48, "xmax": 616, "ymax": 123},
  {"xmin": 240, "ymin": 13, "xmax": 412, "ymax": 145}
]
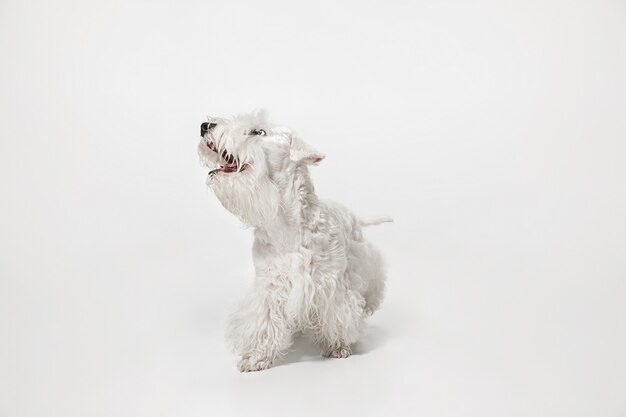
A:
[{"xmin": 1, "ymin": 0, "xmax": 625, "ymax": 416}]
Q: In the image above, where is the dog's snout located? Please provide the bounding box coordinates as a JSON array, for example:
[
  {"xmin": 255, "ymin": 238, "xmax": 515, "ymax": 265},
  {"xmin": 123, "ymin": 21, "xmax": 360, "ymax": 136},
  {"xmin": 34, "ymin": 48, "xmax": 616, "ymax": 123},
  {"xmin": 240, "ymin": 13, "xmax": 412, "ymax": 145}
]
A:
[{"xmin": 201, "ymin": 122, "xmax": 217, "ymax": 136}]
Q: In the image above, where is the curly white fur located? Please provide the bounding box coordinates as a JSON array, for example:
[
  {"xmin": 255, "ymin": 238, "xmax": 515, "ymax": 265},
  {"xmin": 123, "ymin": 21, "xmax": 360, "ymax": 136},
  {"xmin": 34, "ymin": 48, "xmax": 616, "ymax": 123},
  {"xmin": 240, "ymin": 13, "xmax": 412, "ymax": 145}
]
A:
[{"xmin": 198, "ymin": 111, "xmax": 391, "ymax": 372}]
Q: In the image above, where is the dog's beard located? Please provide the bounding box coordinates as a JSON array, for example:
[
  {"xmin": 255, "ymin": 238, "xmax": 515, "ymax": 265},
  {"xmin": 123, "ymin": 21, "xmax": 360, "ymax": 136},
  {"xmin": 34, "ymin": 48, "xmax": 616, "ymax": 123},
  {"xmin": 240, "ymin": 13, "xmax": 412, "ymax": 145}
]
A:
[{"xmin": 208, "ymin": 172, "xmax": 280, "ymax": 227}]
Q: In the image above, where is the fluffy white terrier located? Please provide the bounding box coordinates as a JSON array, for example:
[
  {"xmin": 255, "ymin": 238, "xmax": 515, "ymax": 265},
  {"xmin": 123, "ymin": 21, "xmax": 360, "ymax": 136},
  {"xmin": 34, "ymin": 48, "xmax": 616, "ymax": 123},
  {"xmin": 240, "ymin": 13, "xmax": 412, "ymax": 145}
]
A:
[{"xmin": 198, "ymin": 111, "xmax": 391, "ymax": 372}]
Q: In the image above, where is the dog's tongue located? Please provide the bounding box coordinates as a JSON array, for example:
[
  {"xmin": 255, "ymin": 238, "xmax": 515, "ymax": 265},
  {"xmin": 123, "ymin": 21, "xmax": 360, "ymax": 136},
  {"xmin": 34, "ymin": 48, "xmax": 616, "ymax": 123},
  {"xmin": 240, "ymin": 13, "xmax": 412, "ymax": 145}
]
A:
[{"xmin": 209, "ymin": 163, "xmax": 237, "ymax": 176}]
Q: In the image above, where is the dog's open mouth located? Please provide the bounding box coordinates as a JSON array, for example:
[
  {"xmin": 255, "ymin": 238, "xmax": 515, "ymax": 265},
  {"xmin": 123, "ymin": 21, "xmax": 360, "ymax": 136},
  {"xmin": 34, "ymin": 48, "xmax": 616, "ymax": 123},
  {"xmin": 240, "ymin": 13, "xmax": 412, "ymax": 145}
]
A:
[{"xmin": 206, "ymin": 139, "xmax": 248, "ymax": 176}]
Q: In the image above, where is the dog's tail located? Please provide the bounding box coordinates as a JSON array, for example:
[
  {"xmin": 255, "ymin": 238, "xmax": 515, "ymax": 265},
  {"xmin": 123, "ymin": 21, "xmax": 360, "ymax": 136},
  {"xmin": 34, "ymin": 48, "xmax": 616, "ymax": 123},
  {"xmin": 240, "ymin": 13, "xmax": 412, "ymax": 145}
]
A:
[{"xmin": 359, "ymin": 216, "xmax": 394, "ymax": 227}]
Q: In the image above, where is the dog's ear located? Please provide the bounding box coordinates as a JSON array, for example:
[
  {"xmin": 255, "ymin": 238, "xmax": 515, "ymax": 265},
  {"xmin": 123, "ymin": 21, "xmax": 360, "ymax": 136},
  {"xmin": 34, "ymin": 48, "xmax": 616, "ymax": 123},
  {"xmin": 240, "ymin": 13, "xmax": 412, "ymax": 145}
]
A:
[{"xmin": 289, "ymin": 135, "xmax": 325, "ymax": 165}]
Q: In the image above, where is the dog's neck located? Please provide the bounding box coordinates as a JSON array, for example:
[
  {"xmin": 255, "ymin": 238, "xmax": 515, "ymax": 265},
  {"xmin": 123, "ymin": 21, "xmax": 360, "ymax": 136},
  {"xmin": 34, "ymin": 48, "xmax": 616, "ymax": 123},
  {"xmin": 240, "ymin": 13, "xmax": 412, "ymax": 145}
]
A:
[{"xmin": 254, "ymin": 164, "xmax": 320, "ymax": 250}]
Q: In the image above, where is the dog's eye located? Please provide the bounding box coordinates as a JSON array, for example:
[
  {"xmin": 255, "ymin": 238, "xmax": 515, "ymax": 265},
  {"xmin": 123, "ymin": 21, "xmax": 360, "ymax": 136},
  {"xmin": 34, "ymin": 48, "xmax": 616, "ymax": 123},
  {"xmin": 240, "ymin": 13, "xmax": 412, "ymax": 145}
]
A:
[{"xmin": 250, "ymin": 129, "xmax": 266, "ymax": 136}]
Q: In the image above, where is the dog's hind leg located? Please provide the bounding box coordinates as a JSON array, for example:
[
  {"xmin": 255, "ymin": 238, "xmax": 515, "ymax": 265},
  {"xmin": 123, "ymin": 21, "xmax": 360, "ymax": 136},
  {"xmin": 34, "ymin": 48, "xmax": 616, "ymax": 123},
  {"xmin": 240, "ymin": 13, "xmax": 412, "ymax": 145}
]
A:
[
  {"xmin": 321, "ymin": 342, "xmax": 352, "ymax": 358},
  {"xmin": 311, "ymin": 282, "xmax": 365, "ymax": 359},
  {"xmin": 349, "ymin": 240, "xmax": 387, "ymax": 316}
]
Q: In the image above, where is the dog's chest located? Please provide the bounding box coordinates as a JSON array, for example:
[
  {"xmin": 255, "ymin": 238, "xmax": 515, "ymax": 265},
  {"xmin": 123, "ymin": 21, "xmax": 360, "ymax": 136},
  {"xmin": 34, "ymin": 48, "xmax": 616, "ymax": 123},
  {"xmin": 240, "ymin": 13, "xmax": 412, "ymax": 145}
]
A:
[{"xmin": 254, "ymin": 218, "xmax": 301, "ymax": 253}]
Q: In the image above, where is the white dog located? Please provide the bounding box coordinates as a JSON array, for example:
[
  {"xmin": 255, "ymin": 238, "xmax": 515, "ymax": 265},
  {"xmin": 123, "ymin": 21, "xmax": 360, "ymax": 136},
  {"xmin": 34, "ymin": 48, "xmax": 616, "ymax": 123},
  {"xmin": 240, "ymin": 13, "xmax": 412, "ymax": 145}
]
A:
[{"xmin": 198, "ymin": 111, "xmax": 391, "ymax": 372}]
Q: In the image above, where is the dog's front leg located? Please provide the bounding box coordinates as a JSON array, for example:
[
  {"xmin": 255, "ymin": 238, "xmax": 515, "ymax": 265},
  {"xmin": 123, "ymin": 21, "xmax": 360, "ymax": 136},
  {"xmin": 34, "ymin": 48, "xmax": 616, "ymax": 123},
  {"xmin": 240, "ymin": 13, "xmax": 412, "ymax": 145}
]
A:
[{"xmin": 227, "ymin": 279, "xmax": 293, "ymax": 372}]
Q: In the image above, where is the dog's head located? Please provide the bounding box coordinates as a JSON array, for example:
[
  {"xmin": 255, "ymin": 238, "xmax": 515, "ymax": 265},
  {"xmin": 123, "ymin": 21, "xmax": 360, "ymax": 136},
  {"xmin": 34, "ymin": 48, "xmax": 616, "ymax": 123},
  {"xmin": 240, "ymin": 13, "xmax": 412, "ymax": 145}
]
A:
[{"xmin": 198, "ymin": 111, "xmax": 324, "ymax": 226}]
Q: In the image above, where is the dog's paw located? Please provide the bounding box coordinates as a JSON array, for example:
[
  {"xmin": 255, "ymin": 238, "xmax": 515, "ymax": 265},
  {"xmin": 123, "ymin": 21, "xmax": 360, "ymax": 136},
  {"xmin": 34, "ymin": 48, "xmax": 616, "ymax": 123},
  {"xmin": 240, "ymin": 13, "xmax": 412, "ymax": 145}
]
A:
[
  {"xmin": 238, "ymin": 356, "xmax": 273, "ymax": 372},
  {"xmin": 323, "ymin": 345, "xmax": 352, "ymax": 359}
]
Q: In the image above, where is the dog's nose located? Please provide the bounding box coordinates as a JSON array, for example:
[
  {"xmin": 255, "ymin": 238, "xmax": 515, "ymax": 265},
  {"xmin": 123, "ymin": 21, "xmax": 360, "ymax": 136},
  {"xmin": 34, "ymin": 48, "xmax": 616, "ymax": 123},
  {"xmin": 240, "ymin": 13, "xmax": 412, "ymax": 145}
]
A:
[{"xmin": 201, "ymin": 122, "xmax": 216, "ymax": 136}]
